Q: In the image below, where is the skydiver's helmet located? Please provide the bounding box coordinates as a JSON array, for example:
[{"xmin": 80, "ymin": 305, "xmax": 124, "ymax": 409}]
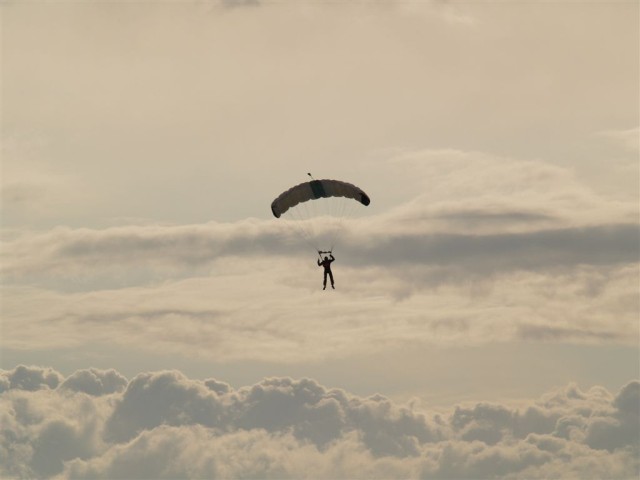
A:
[{"xmin": 324, "ymin": 257, "xmax": 329, "ymax": 261}]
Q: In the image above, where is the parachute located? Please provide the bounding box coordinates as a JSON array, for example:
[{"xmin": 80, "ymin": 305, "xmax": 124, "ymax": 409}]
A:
[
  {"xmin": 271, "ymin": 177, "xmax": 371, "ymax": 252},
  {"xmin": 271, "ymin": 179, "xmax": 370, "ymax": 218}
]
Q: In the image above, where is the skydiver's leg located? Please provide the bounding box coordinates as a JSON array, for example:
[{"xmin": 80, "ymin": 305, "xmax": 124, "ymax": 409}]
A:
[
  {"xmin": 323, "ymin": 271, "xmax": 328, "ymax": 289},
  {"xmin": 328, "ymin": 271, "xmax": 334, "ymax": 288}
]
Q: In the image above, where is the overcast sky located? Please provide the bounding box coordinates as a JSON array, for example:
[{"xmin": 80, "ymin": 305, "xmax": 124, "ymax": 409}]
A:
[{"xmin": 2, "ymin": 0, "xmax": 639, "ymax": 478}]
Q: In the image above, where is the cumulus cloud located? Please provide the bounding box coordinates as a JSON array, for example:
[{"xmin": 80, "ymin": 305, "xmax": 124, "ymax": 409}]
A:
[
  {"xmin": 0, "ymin": 365, "xmax": 63, "ymax": 393},
  {"xmin": 0, "ymin": 366, "xmax": 638, "ymax": 479},
  {"xmin": 59, "ymin": 369, "xmax": 128, "ymax": 396}
]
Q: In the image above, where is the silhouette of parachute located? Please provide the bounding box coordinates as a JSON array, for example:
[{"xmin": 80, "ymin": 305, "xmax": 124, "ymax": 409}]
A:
[
  {"xmin": 270, "ymin": 178, "xmax": 371, "ymax": 252},
  {"xmin": 271, "ymin": 179, "xmax": 370, "ymax": 218}
]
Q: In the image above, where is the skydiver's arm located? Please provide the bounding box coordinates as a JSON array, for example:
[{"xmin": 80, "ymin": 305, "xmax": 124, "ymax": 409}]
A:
[{"xmin": 329, "ymin": 254, "xmax": 334, "ymax": 261}]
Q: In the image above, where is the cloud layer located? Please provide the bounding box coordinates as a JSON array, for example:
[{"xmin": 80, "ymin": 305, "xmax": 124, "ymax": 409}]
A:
[
  {"xmin": 2, "ymin": 6, "xmax": 637, "ymax": 477},
  {"xmin": 1, "ymin": 366, "xmax": 638, "ymax": 479},
  {"xmin": 3, "ymin": 152, "xmax": 638, "ymax": 364}
]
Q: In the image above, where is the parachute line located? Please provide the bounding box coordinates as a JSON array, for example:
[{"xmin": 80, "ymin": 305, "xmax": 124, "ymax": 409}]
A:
[{"xmin": 271, "ymin": 178, "xmax": 370, "ymax": 253}]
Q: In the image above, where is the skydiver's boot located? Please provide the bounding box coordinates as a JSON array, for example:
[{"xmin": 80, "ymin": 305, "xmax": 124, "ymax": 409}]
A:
[
  {"xmin": 323, "ymin": 285, "xmax": 326, "ymax": 290},
  {"xmin": 332, "ymin": 284, "xmax": 335, "ymax": 289}
]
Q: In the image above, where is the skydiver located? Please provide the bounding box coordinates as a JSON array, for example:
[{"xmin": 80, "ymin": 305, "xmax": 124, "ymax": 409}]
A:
[{"xmin": 317, "ymin": 252, "xmax": 335, "ymax": 290}]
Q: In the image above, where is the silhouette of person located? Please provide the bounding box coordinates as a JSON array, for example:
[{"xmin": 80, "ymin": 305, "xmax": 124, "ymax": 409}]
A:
[{"xmin": 317, "ymin": 253, "xmax": 335, "ymax": 290}]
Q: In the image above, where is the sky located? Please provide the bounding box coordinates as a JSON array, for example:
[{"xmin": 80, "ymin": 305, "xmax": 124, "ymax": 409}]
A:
[{"xmin": 1, "ymin": 0, "xmax": 639, "ymax": 478}]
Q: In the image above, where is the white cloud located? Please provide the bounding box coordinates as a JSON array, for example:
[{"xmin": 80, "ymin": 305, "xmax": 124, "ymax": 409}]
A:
[{"xmin": 1, "ymin": 366, "xmax": 638, "ymax": 479}]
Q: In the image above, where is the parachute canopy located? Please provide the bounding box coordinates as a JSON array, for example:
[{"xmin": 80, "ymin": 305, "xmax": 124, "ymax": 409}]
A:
[{"xmin": 271, "ymin": 179, "xmax": 370, "ymax": 218}]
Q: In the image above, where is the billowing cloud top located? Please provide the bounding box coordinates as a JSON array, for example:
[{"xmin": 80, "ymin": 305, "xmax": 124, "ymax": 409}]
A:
[{"xmin": 1, "ymin": 366, "xmax": 638, "ymax": 479}]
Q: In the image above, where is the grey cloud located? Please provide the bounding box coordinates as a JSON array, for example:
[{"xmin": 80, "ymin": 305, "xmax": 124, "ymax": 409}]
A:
[
  {"xmin": 513, "ymin": 406, "xmax": 558, "ymax": 438},
  {"xmin": 1, "ymin": 366, "xmax": 639, "ymax": 479},
  {"xmin": 232, "ymin": 377, "xmax": 349, "ymax": 444},
  {"xmin": 2, "ymin": 222, "xmax": 298, "ymax": 283},
  {"xmin": 525, "ymin": 433, "xmax": 566, "ymax": 454},
  {"xmin": 221, "ymin": 0, "xmax": 260, "ymax": 7},
  {"xmin": 63, "ymin": 427, "xmax": 357, "ymax": 480},
  {"xmin": 348, "ymin": 223, "xmax": 639, "ymax": 271},
  {"xmin": 0, "ymin": 379, "xmax": 105, "ymax": 478},
  {"xmin": 104, "ymin": 370, "xmax": 225, "ymax": 443},
  {"xmin": 3, "ymin": 148, "xmax": 638, "ymax": 287},
  {"xmin": 104, "ymin": 373, "xmax": 440, "ymax": 455},
  {"xmin": 59, "ymin": 369, "xmax": 128, "ymax": 396},
  {"xmin": 432, "ymin": 208, "xmax": 559, "ymax": 226},
  {"xmin": 585, "ymin": 381, "xmax": 640, "ymax": 452},
  {"xmin": 552, "ymin": 415, "xmax": 587, "ymax": 440},
  {"xmin": 70, "ymin": 308, "xmax": 223, "ymax": 326},
  {"xmin": 613, "ymin": 380, "xmax": 640, "ymax": 415},
  {"xmin": 452, "ymin": 403, "xmax": 513, "ymax": 445},
  {"xmin": 517, "ymin": 324, "xmax": 623, "ymax": 343},
  {"xmin": 30, "ymin": 420, "xmax": 97, "ymax": 478},
  {"xmin": 450, "ymin": 402, "xmax": 560, "ymax": 447},
  {"xmin": 3, "ymin": 260, "xmax": 637, "ymax": 362},
  {"xmin": 52, "ymin": 224, "xmax": 289, "ymax": 266},
  {"xmin": 4, "ymin": 219, "xmax": 638, "ymax": 289},
  {"xmin": 0, "ymin": 365, "xmax": 63, "ymax": 392},
  {"xmin": 230, "ymin": 378, "xmax": 440, "ymax": 456},
  {"xmin": 203, "ymin": 378, "xmax": 232, "ymax": 395},
  {"xmin": 64, "ymin": 426, "xmax": 220, "ymax": 479},
  {"xmin": 2, "ymin": 182, "xmax": 48, "ymax": 208},
  {"xmin": 429, "ymin": 440, "xmax": 553, "ymax": 480},
  {"xmin": 346, "ymin": 393, "xmax": 438, "ymax": 457}
]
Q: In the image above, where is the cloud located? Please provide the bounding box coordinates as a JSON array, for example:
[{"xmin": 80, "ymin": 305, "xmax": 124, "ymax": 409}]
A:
[
  {"xmin": 0, "ymin": 134, "xmax": 91, "ymax": 226},
  {"xmin": 3, "ymin": 0, "xmax": 636, "ymax": 236},
  {"xmin": 2, "ymin": 152, "xmax": 638, "ymax": 362},
  {"xmin": 0, "ymin": 370, "xmax": 110, "ymax": 478},
  {"xmin": 0, "ymin": 365, "xmax": 63, "ymax": 393},
  {"xmin": 3, "ymin": 262, "xmax": 638, "ymax": 363},
  {"xmin": 375, "ymin": 149, "xmax": 638, "ymax": 231},
  {"xmin": 1, "ymin": 220, "xmax": 292, "ymax": 281},
  {"xmin": 59, "ymin": 369, "xmax": 128, "ymax": 396},
  {"xmin": 585, "ymin": 381, "xmax": 640, "ymax": 452},
  {"xmin": 104, "ymin": 372, "xmax": 441, "ymax": 455},
  {"xmin": 103, "ymin": 371, "xmax": 225, "ymax": 443},
  {"xmin": 1, "ymin": 366, "xmax": 638, "ymax": 479},
  {"xmin": 598, "ymin": 127, "xmax": 640, "ymax": 153},
  {"xmin": 3, "ymin": 150, "xmax": 637, "ymax": 283},
  {"xmin": 350, "ymin": 224, "xmax": 639, "ymax": 273},
  {"xmin": 220, "ymin": 0, "xmax": 261, "ymax": 7}
]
